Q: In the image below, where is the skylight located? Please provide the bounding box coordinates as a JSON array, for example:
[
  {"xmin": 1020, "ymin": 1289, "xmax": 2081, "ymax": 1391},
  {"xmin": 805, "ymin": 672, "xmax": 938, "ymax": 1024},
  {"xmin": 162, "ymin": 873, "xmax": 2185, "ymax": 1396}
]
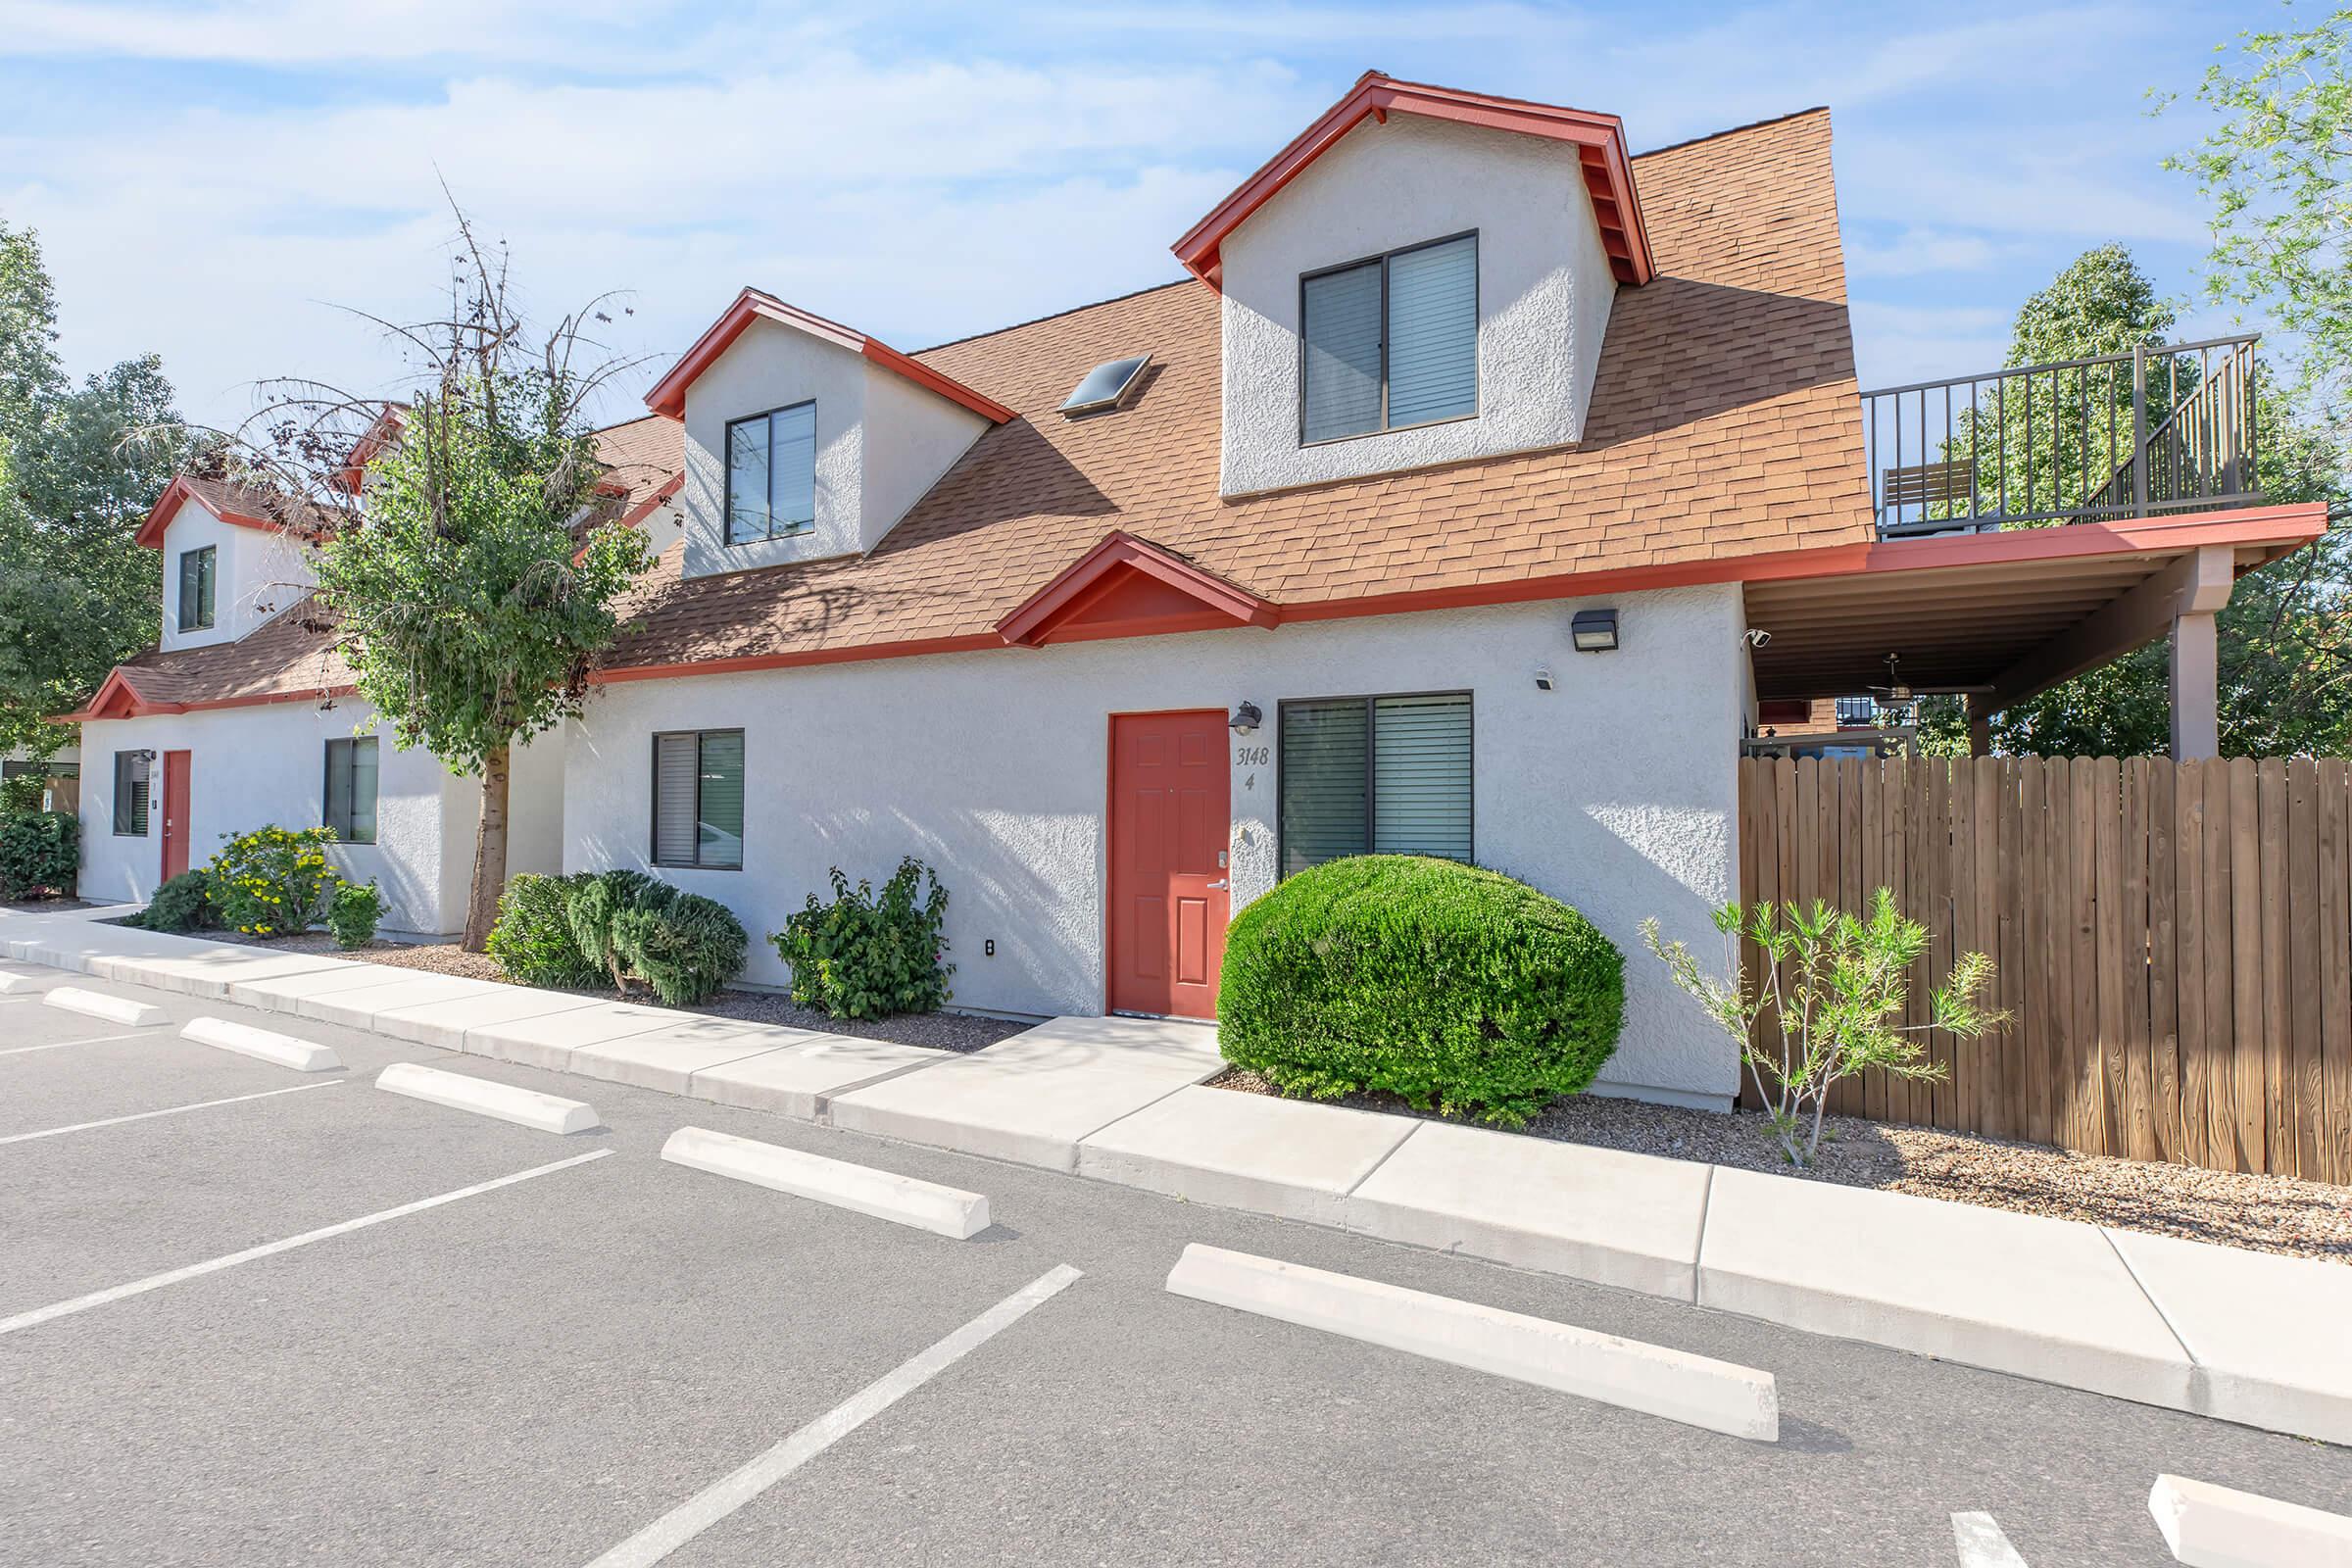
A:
[{"xmin": 1060, "ymin": 354, "xmax": 1152, "ymax": 416}]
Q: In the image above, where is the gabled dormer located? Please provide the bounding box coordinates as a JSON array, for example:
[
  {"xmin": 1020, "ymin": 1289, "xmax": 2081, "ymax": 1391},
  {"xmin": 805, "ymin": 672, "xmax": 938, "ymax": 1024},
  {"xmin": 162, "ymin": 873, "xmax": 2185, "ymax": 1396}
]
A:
[
  {"xmin": 644, "ymin": 290, "xmax": 1013, "ymax": 581},
  {"xmin": 135, "ymin": 473, "xmax": 318, "ymax": 653},
  {"xmin": 1175, "ymin": 74, "xmax": 1654, "ymax": 498}
]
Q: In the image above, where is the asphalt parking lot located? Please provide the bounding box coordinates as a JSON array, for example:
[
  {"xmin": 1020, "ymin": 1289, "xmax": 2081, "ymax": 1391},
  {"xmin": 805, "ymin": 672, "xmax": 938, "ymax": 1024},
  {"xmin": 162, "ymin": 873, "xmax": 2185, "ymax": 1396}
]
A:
[{"xmin": 3, "ymin": 956, "xmax": 2347, "ymax": 1566}]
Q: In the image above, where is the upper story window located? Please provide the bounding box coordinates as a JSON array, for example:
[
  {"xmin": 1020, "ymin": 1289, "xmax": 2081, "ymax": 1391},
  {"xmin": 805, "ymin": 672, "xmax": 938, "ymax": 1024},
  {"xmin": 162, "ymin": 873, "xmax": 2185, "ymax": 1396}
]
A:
[
  {"xmin": 177, "ymin": 545, "xmax": 217, "ymax": 631},
  {"xmin": 725, "ymin": 401, "xmax": 816, "ymax": 546},
  {"xmin": 1300, "ymin": 232, "xmax": 1478, "ymax": 445}
]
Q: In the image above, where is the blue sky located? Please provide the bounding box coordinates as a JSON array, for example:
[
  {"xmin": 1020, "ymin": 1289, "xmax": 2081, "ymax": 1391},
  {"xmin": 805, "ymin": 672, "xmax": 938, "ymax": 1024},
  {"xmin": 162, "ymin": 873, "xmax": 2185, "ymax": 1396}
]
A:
[{"xmin": 0, "ymin": 0, "xmax": 2276, "ymax": 434}]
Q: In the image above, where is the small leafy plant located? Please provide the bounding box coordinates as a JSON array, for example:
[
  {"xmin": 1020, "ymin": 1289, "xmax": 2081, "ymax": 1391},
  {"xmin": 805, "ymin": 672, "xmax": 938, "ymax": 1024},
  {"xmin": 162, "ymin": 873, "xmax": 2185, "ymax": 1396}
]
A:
[
  {"xmin": 773, "ymin": 858, "xmax": 953, "ymax": 1019},
  {"xmin": 206, "ymin": 824, "xmax": 343, "ymax": 937},
  {"xmin": 139, "ymin": 869, "xmax": 217, "ymax": 933},
  {"xmin": 1643, "ymin": 889, "xmax": 2005, "ymax": 1167},
  {"xmin": 327, "ymin": 881, "xmax": 385, "ymax": 949},
  {"xmin": 486, "ymin": 871, "xmax": 605, "ymax": 988}
]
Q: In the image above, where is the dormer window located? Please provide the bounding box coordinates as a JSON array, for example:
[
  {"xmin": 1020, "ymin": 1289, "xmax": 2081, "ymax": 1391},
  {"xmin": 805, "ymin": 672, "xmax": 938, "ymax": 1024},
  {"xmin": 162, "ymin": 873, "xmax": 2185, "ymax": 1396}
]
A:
[
  {"xmin": 177, "ymin": 545, "xmax": 217, "ymax": 631},
  {"xmin": 725, "ymin": 401, "xmax": 817, "ymax": 546},
  {"xmin": 1300, "ymin": 231, "xmax": 1478, "ymax": 444}
]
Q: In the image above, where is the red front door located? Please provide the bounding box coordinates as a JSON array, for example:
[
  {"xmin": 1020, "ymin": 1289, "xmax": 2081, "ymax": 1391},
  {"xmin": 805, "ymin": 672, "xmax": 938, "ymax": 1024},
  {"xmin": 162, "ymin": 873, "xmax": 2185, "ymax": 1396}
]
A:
[
  {"xmin": 161, "ymin": 750, "xmax": 191, "ymax": 882},
  {"xmin": 1107, "ymin": 710, "xmax": 1230, "ymax": 1019}
]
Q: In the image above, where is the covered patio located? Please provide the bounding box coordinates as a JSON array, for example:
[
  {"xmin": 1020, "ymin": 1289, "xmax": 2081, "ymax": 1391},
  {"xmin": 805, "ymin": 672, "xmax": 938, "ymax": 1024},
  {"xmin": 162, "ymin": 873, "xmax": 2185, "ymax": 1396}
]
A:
[{"xmin": 1741, "ymin": 505, "xmax": 2327, "ymax": 760}]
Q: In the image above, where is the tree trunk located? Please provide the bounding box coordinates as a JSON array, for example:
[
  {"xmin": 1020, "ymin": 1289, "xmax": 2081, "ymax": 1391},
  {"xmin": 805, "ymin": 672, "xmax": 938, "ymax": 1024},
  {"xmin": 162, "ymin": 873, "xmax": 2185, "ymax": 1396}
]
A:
[{"xmin": 463, "ymin": 742, "xmax": 511, "ymax": 953}]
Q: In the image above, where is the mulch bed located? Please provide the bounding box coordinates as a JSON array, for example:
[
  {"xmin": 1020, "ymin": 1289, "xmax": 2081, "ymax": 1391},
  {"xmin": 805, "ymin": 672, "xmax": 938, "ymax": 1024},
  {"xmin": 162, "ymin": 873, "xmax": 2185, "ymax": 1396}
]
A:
[
  {"xmin": 1211, "ymin": 1067, "xmax": 2352, "ymax": 1264},
  {"xmin": 199, "ymin": 927, "xmax": 1029, "ymax": 1054}
]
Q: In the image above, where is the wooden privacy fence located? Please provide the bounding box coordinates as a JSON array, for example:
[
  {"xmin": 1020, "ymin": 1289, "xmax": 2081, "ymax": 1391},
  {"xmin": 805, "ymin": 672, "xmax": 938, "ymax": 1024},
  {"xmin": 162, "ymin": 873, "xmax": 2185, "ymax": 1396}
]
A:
[{"xmin": 1737, "ymin": 755, "xmax": 2352, "ymax": 1181}]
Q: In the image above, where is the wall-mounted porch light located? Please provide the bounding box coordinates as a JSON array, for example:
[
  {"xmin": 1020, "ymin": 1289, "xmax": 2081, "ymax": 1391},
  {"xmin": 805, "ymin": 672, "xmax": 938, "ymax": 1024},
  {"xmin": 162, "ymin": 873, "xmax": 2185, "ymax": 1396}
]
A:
[
  {"xmin": 1570, "ymin": 608, "xmax": 1620, "ymax": 653},
  {"xmin": 1229, "ymin": 701, "xmax": 1263, "ymax": 733}
]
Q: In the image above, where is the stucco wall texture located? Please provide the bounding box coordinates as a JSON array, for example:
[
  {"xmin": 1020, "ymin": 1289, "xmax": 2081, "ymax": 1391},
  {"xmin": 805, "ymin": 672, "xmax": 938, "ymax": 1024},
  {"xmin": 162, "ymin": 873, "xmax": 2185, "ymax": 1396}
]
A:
[
  {"xmin": 77, "ymin": 704, "xmax": 564, "ymax": 938},
  {"xmin": 156, "ymin": 500, "xmax": 317, "ymax": 655},
  {"xmin": 1217, "ymin": 113, "xmax": 1617, "ymax": 497},
  {"xmin": 563, "ymin": 585, "xmax": 1748, "ymax": 1105}
]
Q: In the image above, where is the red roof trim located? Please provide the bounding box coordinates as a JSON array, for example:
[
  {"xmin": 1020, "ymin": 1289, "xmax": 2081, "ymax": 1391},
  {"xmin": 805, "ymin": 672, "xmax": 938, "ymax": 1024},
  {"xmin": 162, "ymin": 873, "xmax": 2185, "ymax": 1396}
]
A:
[
  {"xmin": 995, "ymin": 531, "xmax": 1281, "ymax": 647},
  {"xmin": 1173, "ymin": 73, "xmax": 1655, "ymax": 290},
  {"xmin": 642, "ymin": 288, "xmax": 1017, "ymax": 423},
  {"xmin": 331, "ymin": 405, "xmax": 407, "ymax": 494},
  {"xmin": 133, "ymin": 474, "xmax": 278, "ymax": 551}
]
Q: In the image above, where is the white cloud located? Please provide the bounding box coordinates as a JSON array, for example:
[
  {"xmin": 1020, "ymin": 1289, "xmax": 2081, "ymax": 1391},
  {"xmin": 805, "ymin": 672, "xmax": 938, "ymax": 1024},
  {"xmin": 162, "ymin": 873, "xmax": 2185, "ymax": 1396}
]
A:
[{"xmin": 1846, "ymin": 227, "xmax": 2007, "ymax": 279}]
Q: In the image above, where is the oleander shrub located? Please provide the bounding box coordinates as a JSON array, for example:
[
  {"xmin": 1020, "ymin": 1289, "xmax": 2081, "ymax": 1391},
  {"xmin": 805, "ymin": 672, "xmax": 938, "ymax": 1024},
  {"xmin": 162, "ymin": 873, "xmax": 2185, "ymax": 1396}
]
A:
[
  {"xmin": 565, "ymin": 868, "xmax": 746, "ymax": 1004},
  {"xmin": 772, "ymin": 857, "xmax": 952, "ymax": 1019},
  {"xmin": 206, "ymin": 824, "xmax": 343, "ymax": 937},
  {"xmin": 0, "ymin": 809, "xmax": 78, "ymax": 900},
  {"xmin": 327, "ymin": 881, "xmax": 385, "ymax": 949},
  {"xmin": 486, "ymin": 871, "xmax": 604, "ymax": 989},
  {"xmin": 139, "ymin": 869, "xmax": 218, "ymax": 933},
  {"xmin": 1218, "ymin": 856, "xmax": 1625, "ymax": 1127}
]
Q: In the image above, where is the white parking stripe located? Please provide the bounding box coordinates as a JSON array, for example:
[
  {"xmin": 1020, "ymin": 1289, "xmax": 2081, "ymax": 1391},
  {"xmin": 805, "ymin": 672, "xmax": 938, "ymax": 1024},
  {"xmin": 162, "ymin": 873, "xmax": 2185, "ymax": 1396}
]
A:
[
  {"xmin": 0, "ymin": 1148, "xmax": 612, "ymax": 1339},
  {"xmin": 0, "ymin": 1028, "xmax": 163, "ymax": 1057},
  {"xmin": 1952, "ymin": 1512, "xmax": 2030, "ymax": 1566},
  {"xmin": 583, "ymin": 1262, "xmax": 1084, "ymax": 1568},
  {"xmin": 0, "ymin": 1081, "xmax": 338, "ymax": 1145}
]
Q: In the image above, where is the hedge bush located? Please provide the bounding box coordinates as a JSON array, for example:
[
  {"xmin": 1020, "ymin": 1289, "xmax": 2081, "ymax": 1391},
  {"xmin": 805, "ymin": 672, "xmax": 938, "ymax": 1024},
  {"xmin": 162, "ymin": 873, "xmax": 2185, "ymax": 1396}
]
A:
[
  {"xmin": 1217, "ymin": 856, "xmax": 1625, "ymax": 1126},
  {"xmin": 0, "ymin": 809, "xmax": 78, "ymax": 900},
  {"xmin": 772, "ymin": 858, "xmax": 952, "ymax": 1019},
  {"xmin": 206, "ymin": 825, "xmax": 341, "ymax": 937},
  {"xmin": 327, "ymin": 881, "xmax": 384, "ymax": 949},
  {"xmin": 139, "ymin": 869, "xmax": 217, "ymax": 933},
  {"xmin": 564, "ymin": 868, "xmax": 746, "ymax": 1005},
  {"xmin": 486, "ymin": 872, "xmax": 604, "ymax": 989}
]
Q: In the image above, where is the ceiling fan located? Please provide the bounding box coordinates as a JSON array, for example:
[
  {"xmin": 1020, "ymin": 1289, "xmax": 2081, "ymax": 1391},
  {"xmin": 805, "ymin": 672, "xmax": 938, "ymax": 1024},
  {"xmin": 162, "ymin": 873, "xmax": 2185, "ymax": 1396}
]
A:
[{"xmin": 1867, "ymin": 653, "xmax": 1914, "ymax": 704}]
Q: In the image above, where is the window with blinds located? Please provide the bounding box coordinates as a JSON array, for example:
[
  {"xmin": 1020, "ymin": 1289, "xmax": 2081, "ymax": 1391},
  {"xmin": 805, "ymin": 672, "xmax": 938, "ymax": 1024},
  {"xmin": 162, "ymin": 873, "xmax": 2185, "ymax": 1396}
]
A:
[
  {"xmin": 652, "ymin": 730, "xmax": 744, "ymax": 870},
  {"xmin": 177, "ymin": 546, "xmax": 216, "ymax": 631},
  {"xmin": 1278, "ymin": 692, "xmax": 1472, "ymax": 875},
  {"xmin": 1298, "ymin": 232, "xmax": 1477, "ymax": 444},
  {"xmin": 323, "ymin": 736, "xmax": 378, "ymax": 844},
  {"xmin": 112, "ymin": 751, "xmax": 150, "ymax": 836},
  {"xmin": 725, "ymin": 401, "xmax": 817, "ymax": 546}
]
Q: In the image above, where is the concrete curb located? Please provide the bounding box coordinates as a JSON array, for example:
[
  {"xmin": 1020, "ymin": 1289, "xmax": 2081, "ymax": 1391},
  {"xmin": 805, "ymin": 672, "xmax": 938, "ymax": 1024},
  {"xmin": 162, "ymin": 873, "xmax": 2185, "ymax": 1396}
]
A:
[
  {"xmin": 182, "ymin": 1017, "xmax": 341, "ymax": 1073},
  {"xmin": 1164, "ymin": 1244, "xmax": 1779, "ymax": 1442},
  {"xmin": 42, "ymin": 987, "xmax": 167, "ymax": 1028},
  {"xmin": 2148, "ymin": 1473, "xmax": 2352, "ymax": 1566},
  {"xmin": 375, "ymin": 1062, "xmax": 603, "ymax": 1135},
  {"xmin": 661, "ymin": 1125, "xmax": 991, "ymax": 1239}
]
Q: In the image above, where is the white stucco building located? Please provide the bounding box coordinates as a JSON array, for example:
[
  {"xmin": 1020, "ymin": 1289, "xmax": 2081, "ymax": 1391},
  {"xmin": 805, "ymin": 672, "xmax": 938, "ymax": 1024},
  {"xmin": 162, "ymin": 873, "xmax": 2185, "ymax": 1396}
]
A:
[{"xmin": 70, "ymin": 73, "xmax": 2313, "ymax": 1112}]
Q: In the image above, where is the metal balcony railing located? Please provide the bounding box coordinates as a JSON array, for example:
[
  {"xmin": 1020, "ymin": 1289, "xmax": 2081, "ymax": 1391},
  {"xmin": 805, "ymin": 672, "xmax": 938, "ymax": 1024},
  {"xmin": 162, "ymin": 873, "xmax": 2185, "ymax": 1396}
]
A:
[{"xmin": 1861, "ymin": 334, "xmax": 2262, "ymax": 539}]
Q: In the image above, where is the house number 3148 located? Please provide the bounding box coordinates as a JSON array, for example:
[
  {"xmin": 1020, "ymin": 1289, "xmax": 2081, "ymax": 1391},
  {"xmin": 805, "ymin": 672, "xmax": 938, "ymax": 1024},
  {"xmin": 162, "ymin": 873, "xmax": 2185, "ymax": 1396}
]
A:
[{"xmin": 1234, "ymin": 745, "xmax": 1270, "ymax": 767}]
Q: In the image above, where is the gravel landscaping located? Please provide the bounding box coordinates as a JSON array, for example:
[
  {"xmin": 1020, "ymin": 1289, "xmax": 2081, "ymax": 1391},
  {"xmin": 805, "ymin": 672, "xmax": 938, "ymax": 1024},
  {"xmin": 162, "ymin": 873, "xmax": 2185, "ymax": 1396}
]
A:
[
  {"xmin": 195, "ymin": 928, "xmax": 1032, "ymax": 1053},
  {"xmin": 1212, "ymin": 1067, "xmax": 2352, "ymax": 1263}
]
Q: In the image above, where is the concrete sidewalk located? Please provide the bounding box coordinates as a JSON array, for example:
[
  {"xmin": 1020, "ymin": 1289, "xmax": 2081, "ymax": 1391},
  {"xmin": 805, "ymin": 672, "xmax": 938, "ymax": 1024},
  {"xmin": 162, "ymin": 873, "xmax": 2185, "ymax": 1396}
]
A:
[{"xmin": 7, "ymin": 906, "xmax": 2346, "ymax": 1448}]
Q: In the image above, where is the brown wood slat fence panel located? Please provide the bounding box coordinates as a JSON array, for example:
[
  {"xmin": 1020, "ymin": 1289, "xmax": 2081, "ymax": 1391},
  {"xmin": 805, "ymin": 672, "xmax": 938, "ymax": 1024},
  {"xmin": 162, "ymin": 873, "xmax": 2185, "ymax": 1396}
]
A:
[{"xmin": 1735, "ymin": 756, "xmax": 2352, "ymax": 1180}]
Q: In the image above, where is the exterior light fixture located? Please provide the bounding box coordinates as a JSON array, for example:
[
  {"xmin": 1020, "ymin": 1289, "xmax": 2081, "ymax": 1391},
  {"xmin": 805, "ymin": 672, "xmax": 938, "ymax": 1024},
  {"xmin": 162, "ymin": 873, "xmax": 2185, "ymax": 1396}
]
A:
[
  {"xmin": 1229, "ymin": 701, "xmax": 1263, "ymax": 733},
  {"xmin": 1571, "ymin": 608, "xmax": 1620, "ymax": 653}
]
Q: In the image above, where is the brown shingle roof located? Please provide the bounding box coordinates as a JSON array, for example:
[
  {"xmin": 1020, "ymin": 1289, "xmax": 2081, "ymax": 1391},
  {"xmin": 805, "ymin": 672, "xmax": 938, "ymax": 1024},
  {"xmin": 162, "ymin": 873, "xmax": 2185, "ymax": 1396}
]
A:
[
  {"xmin": 89, "ymin": 106, "xmax": 1871, "ymax": 711},
  {"xmin": 603, "ymin": 106, "xmax": 1871, "ymax": 673}
]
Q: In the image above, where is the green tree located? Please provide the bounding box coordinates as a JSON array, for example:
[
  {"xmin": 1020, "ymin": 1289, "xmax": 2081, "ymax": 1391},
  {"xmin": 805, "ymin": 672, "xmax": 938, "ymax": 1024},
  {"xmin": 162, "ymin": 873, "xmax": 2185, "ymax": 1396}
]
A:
[
  {"xmin": 289, "ymin": 221, "xmax": 647, "ymax": 949},
  {"xmin": 0, "ymin": 220, "xmax": 184, "ymax": 757},
  {"xmin": 2164, "ymin": 7, "xmax": 2352, "ymax": 409}
]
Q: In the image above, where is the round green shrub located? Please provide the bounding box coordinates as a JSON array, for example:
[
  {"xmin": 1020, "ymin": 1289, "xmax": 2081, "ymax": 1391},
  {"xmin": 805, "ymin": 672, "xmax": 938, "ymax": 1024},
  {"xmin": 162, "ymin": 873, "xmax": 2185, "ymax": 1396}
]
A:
[
  {"xmin": 772, "ymin": 858, "xmax": 953, "ymax": 1019},
  {"xmin": 0, "ymin": 809, "xmax": 79, "ymax": 900},
  {"xmin": 327, "ymin": 881, "xmax": 384, "ymax": 949},
  {"xmin": 140, "ymin": 869, "xmax": 217, "ymax": 933},
  {"xmin": 487, "ymin": 872, "xmax": 604, "ymax": 988},
  {"xmin": 207, "ymin": 824, "xmax": 341, "ymax": 936},
  {"xmin": 561, "ymin": 869, "xmax": 745, "ymax": 1005},
  {"xmin": 1218, "ymin": 856, "xmax": 1625, "ymax": 1126}
]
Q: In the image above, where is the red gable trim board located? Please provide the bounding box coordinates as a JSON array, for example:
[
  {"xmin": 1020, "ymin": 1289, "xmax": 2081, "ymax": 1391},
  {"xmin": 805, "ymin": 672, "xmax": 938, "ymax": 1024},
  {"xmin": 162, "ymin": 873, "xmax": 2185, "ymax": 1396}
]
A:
[
  {"xmin": 644, "ymin": 289, "xmax": 1018, "ymax": 423},
  {"xmin": 133, "ymin": 474, "xmax": 276, "ymax": 551}
]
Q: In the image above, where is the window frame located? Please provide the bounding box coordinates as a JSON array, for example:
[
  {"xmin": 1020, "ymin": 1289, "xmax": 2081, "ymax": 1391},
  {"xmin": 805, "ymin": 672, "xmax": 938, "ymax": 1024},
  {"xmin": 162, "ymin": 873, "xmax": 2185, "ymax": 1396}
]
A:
[
  {"xmin": 721, "ymin": 400, "xmax": 817, "ymax": 548},
  {"xmin": 1297, "ymin": 229, "xmax": 1481, "ymax": 449},
  {"xmin": 322, "ymin": 735, "xmax": 378, "ymax": 845},
  {"xmin": 112, "ymin": 750, "xmax": 150, "ymax": 837},
  {"xmin": 649, "ymin": 727, "xmax": 745, "ymax": 871},
  {"xmin": 177, "ymin": 544, "xmax": 217, "ymax": 632},
  {"xmin": 1274, "ymin": 688, "xmax": 1475, "ymax": 876}
]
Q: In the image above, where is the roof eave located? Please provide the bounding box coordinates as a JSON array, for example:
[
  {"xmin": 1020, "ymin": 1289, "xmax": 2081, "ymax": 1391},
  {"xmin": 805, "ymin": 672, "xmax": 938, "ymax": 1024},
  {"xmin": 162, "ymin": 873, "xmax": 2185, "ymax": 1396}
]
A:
[{"xmin": 643, "ymin": 289, "xmax": 1016, "ymax": 424}]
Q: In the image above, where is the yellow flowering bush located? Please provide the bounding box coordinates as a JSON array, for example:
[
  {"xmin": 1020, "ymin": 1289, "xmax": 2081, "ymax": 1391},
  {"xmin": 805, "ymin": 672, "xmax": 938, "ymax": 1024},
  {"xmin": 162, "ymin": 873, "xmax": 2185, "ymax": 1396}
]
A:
[{"xmin": 206, "ymin": 825, "xmax": 345, "ymax": 938}]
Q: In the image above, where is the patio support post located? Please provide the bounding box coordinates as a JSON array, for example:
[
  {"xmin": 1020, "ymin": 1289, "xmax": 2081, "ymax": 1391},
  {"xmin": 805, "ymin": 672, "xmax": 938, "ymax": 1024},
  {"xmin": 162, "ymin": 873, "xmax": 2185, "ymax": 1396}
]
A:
[
  {"xmin": 2170, "ymin": 610, "xmax": 2220, "ymax": 761},
  {"xmin": 1968, "ymin": 705, "xmax": 1992, "ymax": 758}
]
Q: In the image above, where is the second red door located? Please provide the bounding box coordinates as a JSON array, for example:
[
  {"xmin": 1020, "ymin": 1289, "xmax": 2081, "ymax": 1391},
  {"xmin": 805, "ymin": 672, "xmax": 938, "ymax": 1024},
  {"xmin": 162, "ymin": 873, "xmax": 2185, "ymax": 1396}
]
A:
[{"xmin": 1107, "ymin": 710, "xmax": 1229, "ymax": 1019}]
